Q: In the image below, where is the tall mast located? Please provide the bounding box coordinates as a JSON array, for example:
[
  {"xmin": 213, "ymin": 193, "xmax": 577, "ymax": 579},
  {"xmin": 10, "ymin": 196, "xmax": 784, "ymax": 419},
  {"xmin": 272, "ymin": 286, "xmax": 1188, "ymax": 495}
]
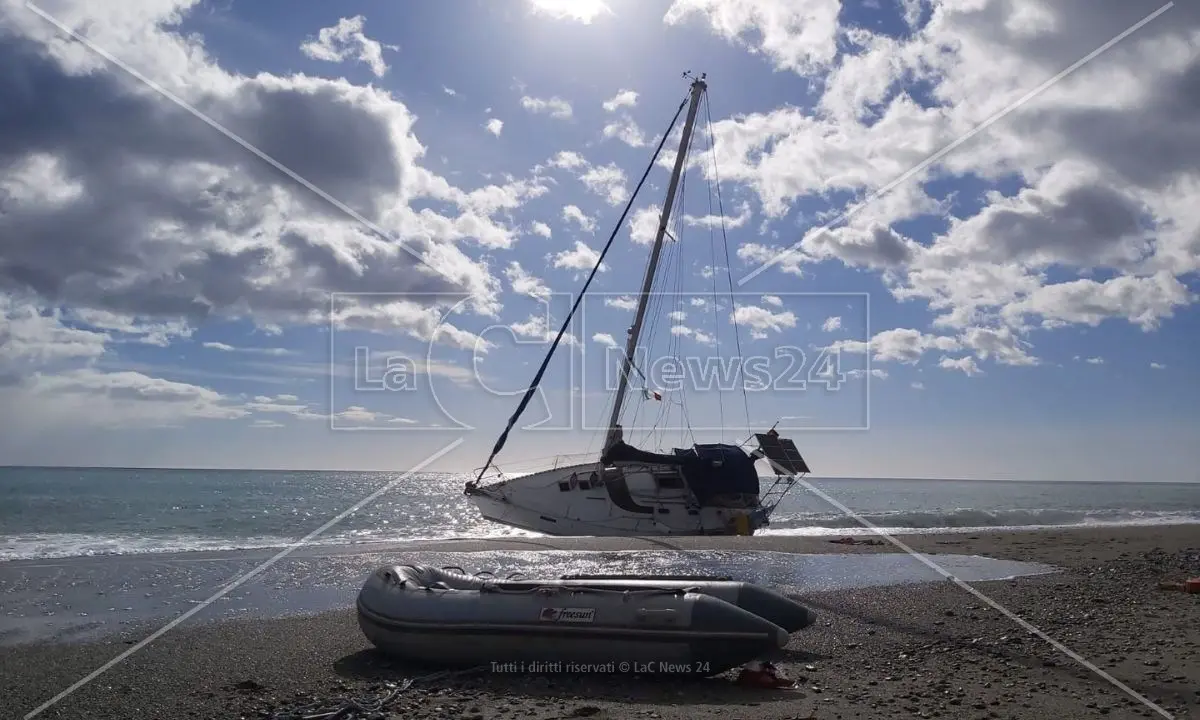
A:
[{"xmin": 605, "ymin": 74, "xmax": 706, "ymax": 450}]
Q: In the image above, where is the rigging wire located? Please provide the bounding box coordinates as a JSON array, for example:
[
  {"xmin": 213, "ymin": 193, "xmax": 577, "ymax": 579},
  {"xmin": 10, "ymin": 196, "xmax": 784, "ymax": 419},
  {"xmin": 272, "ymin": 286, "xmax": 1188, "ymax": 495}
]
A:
[
  {"xmin": 636, "ymin": 123, "xmax": 696, "ymax": 450},
  {"xmin": 673, "ymin": 129, "xmax": 697, "ymax": 449},
  {"xmin": 702, "ymin": 92, "xmax": 725, "ymax": 443},
  {"xmin": 703, "ymin": 89, "xmax": 753, "ymax": 436},
  {"xmin": 470, "ymin": 91, "xmax": 692, "ymax": 485},
  {"xmin": 669, "ymin": 175, "xmax": 692, "ymax": 450}
]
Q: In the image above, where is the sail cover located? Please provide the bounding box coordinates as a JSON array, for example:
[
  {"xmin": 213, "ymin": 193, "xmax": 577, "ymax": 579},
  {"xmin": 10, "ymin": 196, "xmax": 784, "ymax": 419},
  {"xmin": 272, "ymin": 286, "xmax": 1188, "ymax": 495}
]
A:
[
  {"xmin": 673, "ymin": 444, "xmax": 760, "ymax": 505},
  {"xmin": 602, "ymin": 441, "xmax": 760, "ymax": 505},
  {"xmin": 601, "ymin": 441, "xmax": 683, "ymax": 466}
]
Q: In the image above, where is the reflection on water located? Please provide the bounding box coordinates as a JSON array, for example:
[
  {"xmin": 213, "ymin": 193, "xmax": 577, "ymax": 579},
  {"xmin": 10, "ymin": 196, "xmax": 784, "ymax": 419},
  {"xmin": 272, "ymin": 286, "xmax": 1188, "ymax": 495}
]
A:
[{"xmin": 0, "ymin": 549, "xmax": 1055, "ymax": 646}]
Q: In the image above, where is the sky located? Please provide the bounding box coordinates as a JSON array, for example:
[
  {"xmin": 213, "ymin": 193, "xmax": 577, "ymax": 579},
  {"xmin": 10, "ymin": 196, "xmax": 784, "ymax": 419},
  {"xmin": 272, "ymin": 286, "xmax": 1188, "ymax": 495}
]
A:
[{"xmin": 0, "ymin": 0, "xmax": 1197, "ymax": 481}]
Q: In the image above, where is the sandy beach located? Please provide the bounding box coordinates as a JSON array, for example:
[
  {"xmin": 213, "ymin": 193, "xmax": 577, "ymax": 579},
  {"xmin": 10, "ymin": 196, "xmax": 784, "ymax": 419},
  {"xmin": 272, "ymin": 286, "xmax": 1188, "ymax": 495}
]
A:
[{"xmin": 3, "ymin": 525, "xmax": 1198, "ymax": 720}]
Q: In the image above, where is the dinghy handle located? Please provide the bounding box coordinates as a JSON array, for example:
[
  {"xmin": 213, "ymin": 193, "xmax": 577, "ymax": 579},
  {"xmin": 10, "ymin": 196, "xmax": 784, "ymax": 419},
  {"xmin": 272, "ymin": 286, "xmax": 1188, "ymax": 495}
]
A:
[
  {"xmin": 437, "ymin": 566, "xmax": 527, "ymax": 581},
  {"xmin": 377, "ymin": 569, "xmax": 408, "ymax": 589},
  {"xmin": 478, "ymin": 584, "xmax": 690, "ymax": 599}
]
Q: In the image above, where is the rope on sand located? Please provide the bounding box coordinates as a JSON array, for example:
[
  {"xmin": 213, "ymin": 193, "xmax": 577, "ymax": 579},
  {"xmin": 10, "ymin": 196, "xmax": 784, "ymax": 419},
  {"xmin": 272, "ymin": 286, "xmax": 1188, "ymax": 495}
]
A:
[{"xmin": 267, "ymin": 666, "xmax": 487, "ymax": 720}]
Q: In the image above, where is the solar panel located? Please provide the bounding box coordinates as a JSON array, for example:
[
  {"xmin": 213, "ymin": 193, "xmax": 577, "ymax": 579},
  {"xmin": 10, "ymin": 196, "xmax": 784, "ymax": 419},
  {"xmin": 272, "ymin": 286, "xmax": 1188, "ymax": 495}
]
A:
[{"xmin": 755, "ymin": 433, "xmax": 810, "ymax": 475}]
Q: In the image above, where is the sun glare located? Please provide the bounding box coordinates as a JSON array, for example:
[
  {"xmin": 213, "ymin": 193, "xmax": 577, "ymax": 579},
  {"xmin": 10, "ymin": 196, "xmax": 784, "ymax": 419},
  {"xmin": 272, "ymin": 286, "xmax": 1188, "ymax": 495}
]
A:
[{"xmin": 528, "ymin": 0, "xmax": 613, "ymax": 24}]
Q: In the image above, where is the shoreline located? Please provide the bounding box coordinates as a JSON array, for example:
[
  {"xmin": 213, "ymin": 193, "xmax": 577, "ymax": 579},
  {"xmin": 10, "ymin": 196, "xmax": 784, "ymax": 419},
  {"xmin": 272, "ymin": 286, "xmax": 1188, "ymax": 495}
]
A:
[
  {"xmin": 5, "ymin": 520, "xmax": 1200, "ymax": 566},
  {"xmin": 2, "ymin": 524, "xmax": 1198, "ymax": 719}
]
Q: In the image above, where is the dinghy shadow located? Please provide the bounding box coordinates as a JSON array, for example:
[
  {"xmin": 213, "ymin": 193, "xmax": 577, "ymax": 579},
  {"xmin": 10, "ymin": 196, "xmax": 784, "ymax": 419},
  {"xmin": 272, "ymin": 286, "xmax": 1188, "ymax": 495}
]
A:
[{"xmin": 332, "ymin": 648, "xmax": 803, "ymax": 705}]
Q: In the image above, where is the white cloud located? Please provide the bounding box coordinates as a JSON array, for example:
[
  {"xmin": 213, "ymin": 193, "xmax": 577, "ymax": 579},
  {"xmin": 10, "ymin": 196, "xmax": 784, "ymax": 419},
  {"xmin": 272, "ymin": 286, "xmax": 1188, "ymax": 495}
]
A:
[
  {"xmin": 521, "ymin": 95, "xmax": 573, "ymax": 119},
  {"xmin": 602, "ymin": 89, "xmax": 638, "ymax": 112},
  {"xmin": 911, "ymin": 381, "xmax": 925, "ymax": 390},
  {"xmin": 602, "ymin": 116, "xmax": 646, "ymax": 147},
  {"xmin": 821, "ymin": 316, "xmax": 842, "ymax": 332},
  {"xmin": 958, "ymin": 326, "xmax": 1039, "ymax": 366},
  {"xmin": 683, "ymin": 203, "xmax": 753, "ymax": 229},
  {"xmin": 629, "ymin": 205, "xmax": 661, "ymax": 245},
  {"xmin": 548, "ymin": 151, "xmax": 588, "ymax": 170},
  {"xmin": 531, "ymin": 221, "xmax": 552, "ymax": 238},
  {"xmin": 579, "ymin": 163, "xmax": 629, "ymax": 206},
  {"xmin": 200, "ymin": 342, "xmax": 291, "ymax": 356},
  {"xmin": 553, "ymin": 241, "xmax": 605, "ymax": 272},
  {"xmin": 834, "ymin": 325, "xmax": 1039, "ymax": 370},
  {"xmin": 1085, "ymin": 357, "xmax": 1105, "ymax": 365},
  {"xmin": 831, "ymin": 328, "xmax": 960, "ymax": 365},
  {"xmin": 443, "ymin": 86, "xmax": 457, "ymax": 96},
  {"xmin": 334, "ymin": 405, "xmax": 393, "ymax": 424},
  {"xmin": 529, "ymin": 0, "xmax": 613, "ymax": 23},
  {"xmin": 605, "ymin": 295, "xmax": 637, "ymax": 311},
  {"xmin": 684, "ymin": 1, "xmax": 1200, "ymax": 345},
  {"xmin": 1001, "ymin": 272, "xmax": 1195, "ymax": 332},
  {"xmin": 592, "ymin": 332, "xmax": 618, "ymax": 347},
  {"xmin": 0, "ymin": 298, "xmax": 108, "ymax": 377},
  {"xmin": 562, "ymin": 205, "xmax": 596, "ymax": 232},
  {"xmin": 485, "ymin": 118, "xmax": 504, "ymax": 136},
  {"xmin": 1150, "ymin": 362, "xmax": 1166, "ymax": 369},
  {"xmin": 731, "ymin": 305, "xmax": 797, "ymax": 336},
  {"xmin": 505, "ymin": 262, "xmax": 551, "ymax": 300},
  {"xmin": 19, "ymin": 368, "xmax": 248, "ymax": 426},
  {"xmin": 0, "ymin": 1, "xmax": 535, "ymax": 357},
  {"xmin": 663, "ymin": 0, "xmax": 842, "ymax": 74},
  {"xmin": 761, "ymin": 295, "xmax": 782, "ymax": 307},
  {"xmin": 939, "ymin": 356, "xmax": 983, "ymax": 376},
  {"xmin": 300, "ymin": 15, "xmax": 397, "ymax": 78},
  {"xmin": 511, "ymin": 312, "xmax": 578, "ymax": 346},
  {"xmin": 738, "ymin": 242, "xmax": 805, "ymax": 276}
]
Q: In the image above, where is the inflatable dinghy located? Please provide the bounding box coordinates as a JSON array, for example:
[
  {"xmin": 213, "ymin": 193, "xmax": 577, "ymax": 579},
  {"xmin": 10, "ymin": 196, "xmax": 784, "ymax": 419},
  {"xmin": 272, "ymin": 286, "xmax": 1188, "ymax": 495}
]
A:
[
  {"xmin": 357, "ymin": 565, "xmax": 799, "ymax": 675},
  {"xmin": 412, "ymin": 566, "xmax": 814, "ymax": 632}
]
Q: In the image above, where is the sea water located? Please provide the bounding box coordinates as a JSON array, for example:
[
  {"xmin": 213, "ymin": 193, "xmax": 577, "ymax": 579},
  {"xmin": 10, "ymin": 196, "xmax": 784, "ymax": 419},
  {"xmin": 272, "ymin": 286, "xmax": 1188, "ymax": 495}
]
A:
[
  {"xmin": 1, "ymin": 467, "xmax": 1193, "ymax": 645},
  {"xmin": 2, "ymin": 467, "xmax": 1197, "ymax": 561},
  {"xmin": 0, "ymin": 547, "xmax": 1056, "ymax": 646}
]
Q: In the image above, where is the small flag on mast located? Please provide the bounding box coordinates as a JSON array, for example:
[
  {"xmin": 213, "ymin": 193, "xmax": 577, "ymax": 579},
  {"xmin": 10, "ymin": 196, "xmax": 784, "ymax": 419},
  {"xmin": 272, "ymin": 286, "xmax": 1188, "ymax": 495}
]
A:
[{"xmin": 643, "ymin": 389, "xmax": 662, "ymax": 401}]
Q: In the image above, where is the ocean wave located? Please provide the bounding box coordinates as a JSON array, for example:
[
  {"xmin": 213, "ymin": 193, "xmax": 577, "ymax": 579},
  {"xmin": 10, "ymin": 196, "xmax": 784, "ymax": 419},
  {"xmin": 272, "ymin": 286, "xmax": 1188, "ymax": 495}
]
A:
[
  {"xmin": 0, "ymin": 524, "xmax": 540, "ymax": 562},
  {"xmin": 3, "ymin": 508, "xmax": 1198, "ymax": 561},
  {"xmin": 0, "ymin": 533, "xmax": 300, "ymax": 561},
  {"xmin": 761, "ymin": 507, "xmax": 1200, "ymax": 534}
]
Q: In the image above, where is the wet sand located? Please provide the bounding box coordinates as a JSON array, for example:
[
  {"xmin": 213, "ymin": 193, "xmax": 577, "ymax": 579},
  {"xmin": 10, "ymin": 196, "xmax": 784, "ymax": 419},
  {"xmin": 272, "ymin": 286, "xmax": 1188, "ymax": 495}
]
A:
[{"xmin": 2, "ymin": 525, "xmax": 1198, "ymax": 719}]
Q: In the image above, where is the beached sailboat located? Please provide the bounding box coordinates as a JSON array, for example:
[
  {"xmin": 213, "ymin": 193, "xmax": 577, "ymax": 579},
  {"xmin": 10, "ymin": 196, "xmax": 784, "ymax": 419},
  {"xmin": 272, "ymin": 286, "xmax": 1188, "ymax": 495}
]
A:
[{"xmin": 464, "ymin": 75, "xmax": 811, "ymax": 537}]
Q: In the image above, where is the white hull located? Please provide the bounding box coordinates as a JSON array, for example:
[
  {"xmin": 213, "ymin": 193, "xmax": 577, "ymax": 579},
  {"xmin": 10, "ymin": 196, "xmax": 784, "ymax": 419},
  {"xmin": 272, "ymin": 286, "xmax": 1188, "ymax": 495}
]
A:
[{"xmin": 466, "ymin": 461, "xmax": 767, "ymax": 537}]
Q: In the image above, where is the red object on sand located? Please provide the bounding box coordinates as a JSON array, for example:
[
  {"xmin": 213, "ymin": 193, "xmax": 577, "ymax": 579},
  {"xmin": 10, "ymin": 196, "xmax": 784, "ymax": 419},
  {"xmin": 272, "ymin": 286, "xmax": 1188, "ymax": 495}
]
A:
[
  {"xmin": 1186, "ymin": 577, "xmax": 1200, "ymax": 594},
  {"xmin": 735, "ymin": 662, "xmax": 797, "ymax": 689}
]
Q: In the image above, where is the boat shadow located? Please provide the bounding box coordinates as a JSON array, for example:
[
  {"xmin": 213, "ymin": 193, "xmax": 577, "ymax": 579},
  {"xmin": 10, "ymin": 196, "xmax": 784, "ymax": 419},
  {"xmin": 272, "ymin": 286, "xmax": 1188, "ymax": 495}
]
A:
[{"xmin": 333, "ymin": 649, "xmax": 806, "ymax": 705}]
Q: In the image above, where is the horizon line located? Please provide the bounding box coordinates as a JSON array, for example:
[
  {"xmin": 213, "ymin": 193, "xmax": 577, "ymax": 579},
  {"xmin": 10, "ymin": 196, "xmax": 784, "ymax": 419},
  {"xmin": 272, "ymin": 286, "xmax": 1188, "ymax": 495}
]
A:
[{"xmin": 1, "ymin": 464, "xmax": 1196, "ymax": 485}]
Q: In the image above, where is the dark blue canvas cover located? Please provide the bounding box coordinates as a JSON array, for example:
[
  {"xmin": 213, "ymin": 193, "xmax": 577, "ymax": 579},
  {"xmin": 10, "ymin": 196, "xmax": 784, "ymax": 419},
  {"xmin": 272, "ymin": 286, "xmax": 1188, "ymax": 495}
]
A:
[
  {"xmin": 602, "ymin": 441, "xmax": 760, "ymax": 506},
  {"xmin": 672, "ymin": 443, "xmax": 760, "ymax": 505}
]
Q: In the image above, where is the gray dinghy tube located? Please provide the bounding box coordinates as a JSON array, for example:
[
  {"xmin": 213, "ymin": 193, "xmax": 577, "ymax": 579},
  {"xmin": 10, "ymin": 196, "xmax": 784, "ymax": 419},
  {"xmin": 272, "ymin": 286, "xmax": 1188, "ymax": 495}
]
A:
[
  {"xmin": 357, "ymin": 565, "xmax": 792, "ymax": 675},
  {"xmin": 420, "ymin": 566, "xmax": 815, "ymax": 632}
]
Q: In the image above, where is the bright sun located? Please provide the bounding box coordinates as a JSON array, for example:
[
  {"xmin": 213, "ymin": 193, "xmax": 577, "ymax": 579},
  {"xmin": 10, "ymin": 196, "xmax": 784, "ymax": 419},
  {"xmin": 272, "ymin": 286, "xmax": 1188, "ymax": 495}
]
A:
[{"xmin": 528, "ymin": 0, "xmax": 613, "ymax": 24}]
